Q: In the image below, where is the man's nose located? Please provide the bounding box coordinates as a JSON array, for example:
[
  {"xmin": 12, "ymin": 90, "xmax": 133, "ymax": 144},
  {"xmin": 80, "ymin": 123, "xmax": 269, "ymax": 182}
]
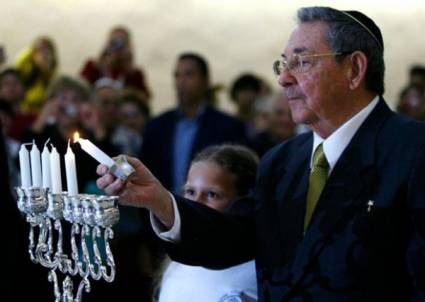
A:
[{"xmin": 277, "ymin": 68, "xmax": 297, "ymax": 88}]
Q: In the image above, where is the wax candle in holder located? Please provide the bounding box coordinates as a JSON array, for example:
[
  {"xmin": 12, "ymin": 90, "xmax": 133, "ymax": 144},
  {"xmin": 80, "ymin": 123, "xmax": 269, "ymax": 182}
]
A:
[
  {"xmin": 50, "ymin": 145, "xmax": 63, "ymax": 194},
  {"xmin": 30, "ymin": 140, "xmax": 42, "ymax": 187},
  {"xmin": 42, "ymin": 140, "xmax": 51, "ymax": 189},
  {"xmin": 65, "ymin": 140, "xmax": 79, "ymax": 196},
  {"xmin": 73, "ymin": 132, "xmax": 135, "ymax": 181},
  {"xmin": 19, "ymin": 143, "xmax": 32, "ymax": 189}
]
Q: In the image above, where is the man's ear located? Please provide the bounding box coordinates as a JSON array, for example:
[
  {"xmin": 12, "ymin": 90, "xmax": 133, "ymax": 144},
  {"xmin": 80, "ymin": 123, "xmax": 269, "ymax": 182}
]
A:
[{"xmin": 346, "ymin": 51, "xmax": 368, "ymax": 90}]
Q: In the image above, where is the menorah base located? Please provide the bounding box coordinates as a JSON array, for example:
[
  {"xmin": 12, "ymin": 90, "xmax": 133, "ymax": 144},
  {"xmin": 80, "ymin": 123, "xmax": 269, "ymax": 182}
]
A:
[
  {"xmin": 48, "ymin": 270, "xmax": 91, "ymax": 302},
  {"xmin": 15, "ymin": 187, "xmax": 120, "ymax": 302}
]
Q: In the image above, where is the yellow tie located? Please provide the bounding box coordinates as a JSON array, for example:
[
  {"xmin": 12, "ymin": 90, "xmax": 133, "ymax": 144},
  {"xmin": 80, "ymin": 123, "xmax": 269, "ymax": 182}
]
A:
[{"xmin": 304, "ymin": 144, "xmax": 329, "ymax": 231}]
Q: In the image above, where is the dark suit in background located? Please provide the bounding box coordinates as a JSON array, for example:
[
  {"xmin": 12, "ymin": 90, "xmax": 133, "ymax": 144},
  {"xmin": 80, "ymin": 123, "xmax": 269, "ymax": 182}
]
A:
[{"xmin": 140, "ymin": 105, "xmax": 247, "ymax": 191}]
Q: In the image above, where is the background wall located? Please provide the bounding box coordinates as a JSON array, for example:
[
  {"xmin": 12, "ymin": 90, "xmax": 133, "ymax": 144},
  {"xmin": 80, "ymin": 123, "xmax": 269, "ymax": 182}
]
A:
[{"xmin": 1, "ymin": 0, "xmax": 424, "ymax": 114}]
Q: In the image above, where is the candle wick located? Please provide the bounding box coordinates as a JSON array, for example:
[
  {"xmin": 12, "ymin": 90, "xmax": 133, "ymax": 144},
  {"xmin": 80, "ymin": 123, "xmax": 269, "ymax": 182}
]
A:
[
  {"xmin": 44, "ymin": 138, "xmax": 51, "ymax": 147},
  {"xmin": 67, "ymin": 139, "xmax": 70, "ymax": 149}
]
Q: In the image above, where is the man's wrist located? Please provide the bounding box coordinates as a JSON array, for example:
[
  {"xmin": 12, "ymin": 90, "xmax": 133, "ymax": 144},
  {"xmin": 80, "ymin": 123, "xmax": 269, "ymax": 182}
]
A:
[
  {"xmin": 150, "ymin": 192, "xmax": 181, "ymax": 242},
  {"xmin": 154, "ymin": 190, "xmax": 175, "ymax": 228}
]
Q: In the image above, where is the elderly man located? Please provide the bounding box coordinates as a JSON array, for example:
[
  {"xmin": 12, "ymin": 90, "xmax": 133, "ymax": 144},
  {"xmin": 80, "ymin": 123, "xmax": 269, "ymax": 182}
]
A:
[{"xmin": 97, "ymin": 6, "xmax": 425, "ymax": 301}]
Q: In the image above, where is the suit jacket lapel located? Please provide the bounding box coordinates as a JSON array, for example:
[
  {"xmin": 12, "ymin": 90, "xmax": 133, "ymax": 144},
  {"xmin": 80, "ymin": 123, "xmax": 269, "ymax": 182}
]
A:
[
  {"xmin": 274, "ymin": 134, "xmax": 313, "ymax": 265},
  {"xmin": 290, "ymin": 98, "xmax": 393, "ymax": 283},
  {"xmin": 161, "ymin": 111, "xmax": 179, "ymax": 188},
  {"xmin": 274, "ymin": 134, "xmax": 312, "ymax": 202}
]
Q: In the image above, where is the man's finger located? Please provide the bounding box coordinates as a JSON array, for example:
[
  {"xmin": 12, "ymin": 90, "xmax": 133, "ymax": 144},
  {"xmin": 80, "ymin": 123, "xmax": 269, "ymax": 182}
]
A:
[
  {"xmin": 104, "ymin": 178, "xmax": 124, "ymax": 195},
  {"xmin": 96, "ymin": 164, "xmax": 109, "ymax": 176},
  {"xmin": 97, "ymin": 173, "xmax": 115, "ymax": 190}
]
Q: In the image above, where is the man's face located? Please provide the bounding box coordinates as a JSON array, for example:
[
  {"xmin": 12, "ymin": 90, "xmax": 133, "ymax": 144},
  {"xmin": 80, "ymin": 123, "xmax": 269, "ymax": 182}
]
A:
[
  {"xmin": 236, "ymin": 89, "xmax": 259, "ymax": 113},
  {"xmin": 278, "ymin": 21, "xmax": 349, "ymax": 127},
  {"xmin": 270, "ymin": 94, "xmax": 296, "ymax": 140},
  {"xmin": 95, "ymin": 87, "xmax": 120, "ymax": 127},
  {"xmin": 410, "ymin": 74, "xmax": 425, "ymax": 89},
  {"xmin": 0, "ymin": 111, "xmax": 11, "ymax": 135},
  {"xmin": 0, "ymin": 74, "xmax": 25, "ymax": 103},
  {"xmin": 174, "ymin": 58, "xmax": 208, "ymax": 106},
  {"xmin": 120, "ymin": 102, "xmax": 145, "ymax": 132},
  {"xmin": 398, "ymin": 88, "xmax": 425, "ymax": 121},
  {"xmin": 56, "ymin": 89, "xmax": 82, "ymax": 128}
]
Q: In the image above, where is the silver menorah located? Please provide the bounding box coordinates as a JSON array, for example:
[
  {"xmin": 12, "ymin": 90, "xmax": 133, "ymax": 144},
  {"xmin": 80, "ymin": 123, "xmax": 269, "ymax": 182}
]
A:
[{"xmin": 15, "ymin": 186, "xmax": 120, "ymax": 302}]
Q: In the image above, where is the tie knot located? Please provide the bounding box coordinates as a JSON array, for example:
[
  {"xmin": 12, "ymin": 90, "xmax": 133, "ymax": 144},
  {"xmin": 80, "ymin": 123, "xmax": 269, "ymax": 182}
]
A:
[{"xmin": 312, "ymin": 144, "xmax": 329, "ymax": 169}]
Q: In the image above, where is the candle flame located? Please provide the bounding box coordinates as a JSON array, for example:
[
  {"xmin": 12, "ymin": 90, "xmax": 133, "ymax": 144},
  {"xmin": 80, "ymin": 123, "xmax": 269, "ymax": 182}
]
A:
[{"xmin": 73, "ymin": 131, "xmax": 80, "ymax": 143}]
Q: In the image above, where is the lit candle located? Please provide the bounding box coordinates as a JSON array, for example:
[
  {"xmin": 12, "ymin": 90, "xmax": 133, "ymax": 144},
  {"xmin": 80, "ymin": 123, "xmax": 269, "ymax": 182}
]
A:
[
  {"xmin": 30, "ymin": 140, "xmax": 42, "ymax": 187},
  {"xmin": 42, "ymin": 139, "xmax": 51, "ymax": 189},
  {"xmin": 65, "ymin": 140, "xmax": 78, "ymax": 196},
  {"xmin": 19, "ymin": 144, "xmax": 31, "ymax": 188},
  {"xmin": 74, "ymin": 132, "xmax": 114, "ymax": 167},
  {"xmin": 50, "ymin": 145, "xmax": 62, "ymax": 194}
]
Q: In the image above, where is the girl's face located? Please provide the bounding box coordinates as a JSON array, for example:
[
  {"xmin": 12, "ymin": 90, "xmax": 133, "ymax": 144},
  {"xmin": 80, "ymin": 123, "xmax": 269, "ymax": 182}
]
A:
[{"xmin": 183, "ymin": 161, "xmax": 237, "ymax": 212}]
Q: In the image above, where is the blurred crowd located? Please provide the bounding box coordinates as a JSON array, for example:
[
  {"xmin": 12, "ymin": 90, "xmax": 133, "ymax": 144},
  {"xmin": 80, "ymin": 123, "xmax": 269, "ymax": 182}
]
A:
[{"xmin": 1, "ymin": 26, "xmax": 424, "ymax": 301}]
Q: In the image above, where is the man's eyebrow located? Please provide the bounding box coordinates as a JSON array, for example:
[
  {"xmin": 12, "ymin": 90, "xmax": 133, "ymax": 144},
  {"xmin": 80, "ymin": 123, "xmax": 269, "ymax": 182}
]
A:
[
  {"xmin": 281, "ymin": 47, "xmax": 308, "ymax": 58},
  {"xmin": 294, "ymin": 47, "xmax": 308, "ymax": 53}
]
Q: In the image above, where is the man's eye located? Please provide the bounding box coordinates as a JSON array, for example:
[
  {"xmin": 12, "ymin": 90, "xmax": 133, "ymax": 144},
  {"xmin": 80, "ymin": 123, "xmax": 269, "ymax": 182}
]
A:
[{"xmin": 300, "ymin": 59, "xmax": 312, "ymax": 66}]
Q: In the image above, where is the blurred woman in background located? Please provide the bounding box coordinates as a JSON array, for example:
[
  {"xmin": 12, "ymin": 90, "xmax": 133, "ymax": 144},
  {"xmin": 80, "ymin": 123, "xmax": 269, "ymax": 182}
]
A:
[
  {"xmin": 80, "ymin": 26, "xmax": 151, "ymax": 102},
  {"xmin": 15, "ymin": 36, "xmax": 58, "ymax": 113}
]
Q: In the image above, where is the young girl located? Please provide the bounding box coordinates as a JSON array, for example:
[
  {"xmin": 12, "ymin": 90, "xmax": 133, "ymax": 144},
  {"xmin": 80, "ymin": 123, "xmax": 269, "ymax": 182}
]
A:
[{"xmin": 158, "ymin": 144, "xmax": 259, "ymax": 302}]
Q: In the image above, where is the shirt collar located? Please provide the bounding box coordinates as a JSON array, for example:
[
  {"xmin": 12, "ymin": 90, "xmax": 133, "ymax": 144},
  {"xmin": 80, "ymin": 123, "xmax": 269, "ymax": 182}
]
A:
[
  {"xmin": 176, "ymin": 103, "xmax": 207, "ymax": 121},
  {"xmin": 311, "ymin": 95, "xmax": 380, "ymax": 173}
]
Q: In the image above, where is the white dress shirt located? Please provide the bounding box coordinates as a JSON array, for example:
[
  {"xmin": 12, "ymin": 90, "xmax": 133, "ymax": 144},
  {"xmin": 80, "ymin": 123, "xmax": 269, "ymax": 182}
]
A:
[
  {"xmin": 151, "ymin": 96, "xmax": 380, "ymax": 242},
  {"xmin": 312, "ymin": 95, "xmax": 379, "ymax": 174}
]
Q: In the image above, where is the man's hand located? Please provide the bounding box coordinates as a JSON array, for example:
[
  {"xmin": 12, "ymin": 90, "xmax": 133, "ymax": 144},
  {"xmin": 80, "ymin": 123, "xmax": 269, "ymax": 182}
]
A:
[{"xmin": 96, "ymin": 156, "xmax": 175, "ymax": 228}]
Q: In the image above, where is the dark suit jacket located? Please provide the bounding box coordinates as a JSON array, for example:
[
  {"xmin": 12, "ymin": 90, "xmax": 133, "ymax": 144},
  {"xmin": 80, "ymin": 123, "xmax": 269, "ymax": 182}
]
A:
[
  {"xmin": 140, "ymin": 105, "xmax": 247, "ymax": 190},
  {"xmin": 163, "ymin": 99, "xmax": 425, "ymax": 301}
]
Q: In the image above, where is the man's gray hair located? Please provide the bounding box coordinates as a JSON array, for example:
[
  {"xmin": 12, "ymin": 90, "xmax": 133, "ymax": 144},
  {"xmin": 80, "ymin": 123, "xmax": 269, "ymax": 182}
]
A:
[{"xmin": 297, "ymin": 6, "xmax": 385, "ymax": 95}]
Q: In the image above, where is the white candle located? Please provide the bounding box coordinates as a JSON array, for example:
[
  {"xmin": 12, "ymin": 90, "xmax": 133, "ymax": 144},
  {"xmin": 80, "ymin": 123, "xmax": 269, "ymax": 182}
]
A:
[
  {"xmin": 30, "ymin": 140, "xmax": 42, "ymax": 187},
  {"xmin": 65, "ymin": 140, "xmax": 78, "ymax": 196},
  {"xmin": 19, "ymin": 144, "xmax": 31, "ymax": 188},
  {"xmin": 74, "ymin": 132, "xmax": 114, "ymax": 167},
  {"xmin": 42, "ymin": 140, "xmax": 51, "ymax": 189},
  {"xmin": 50, "ymin": 146, "xmax": 62, "ymax": 194}
]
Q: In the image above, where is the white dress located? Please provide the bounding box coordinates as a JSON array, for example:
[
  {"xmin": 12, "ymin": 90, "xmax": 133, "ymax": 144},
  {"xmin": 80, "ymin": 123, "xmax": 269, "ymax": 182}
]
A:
[{"xmin": 159, "ymin": 260, "xmax": 257, "ymax": 302}]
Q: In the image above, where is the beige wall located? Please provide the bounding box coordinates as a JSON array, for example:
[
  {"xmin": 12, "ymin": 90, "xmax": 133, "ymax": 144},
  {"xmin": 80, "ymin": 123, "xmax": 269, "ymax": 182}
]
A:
[{"xmin": 1, "ymin": 0, "xmax": 424, "ymax": 114}]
